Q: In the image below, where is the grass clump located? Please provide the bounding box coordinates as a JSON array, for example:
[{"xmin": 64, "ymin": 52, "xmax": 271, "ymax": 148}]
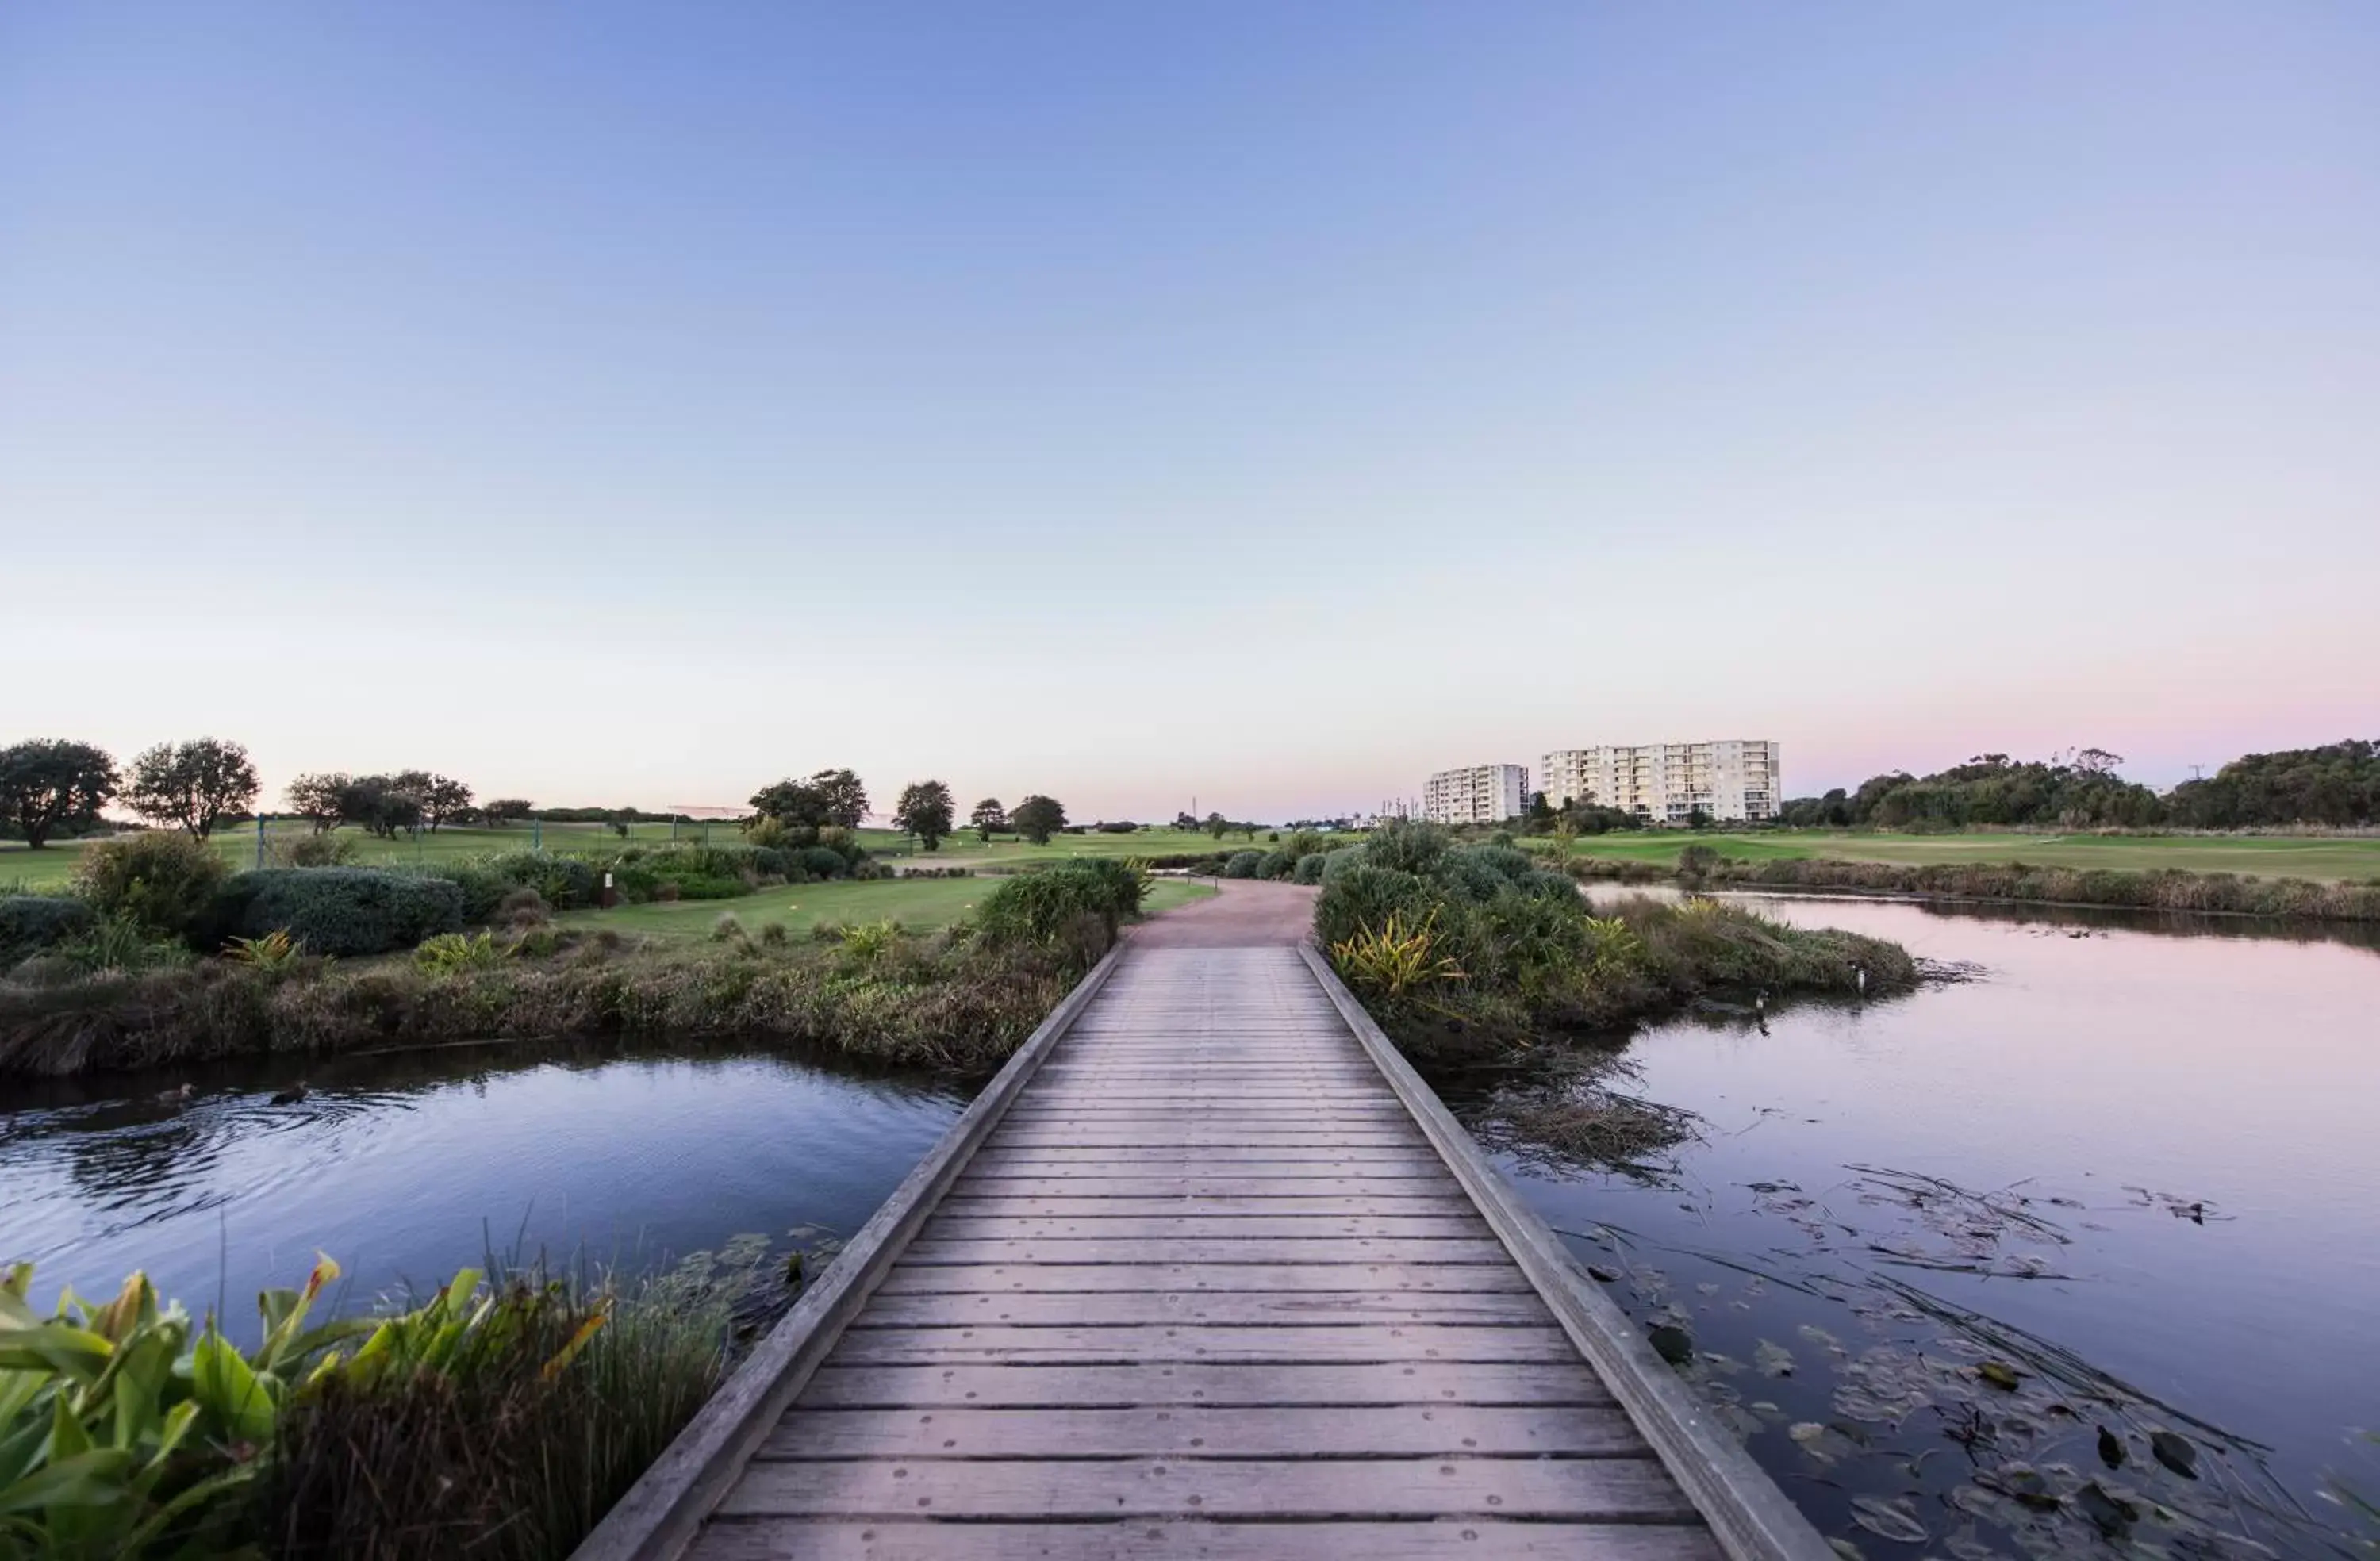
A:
[{"xmin": 1704, "ymin": 855, "xmax": 2380, "ymax": 920}]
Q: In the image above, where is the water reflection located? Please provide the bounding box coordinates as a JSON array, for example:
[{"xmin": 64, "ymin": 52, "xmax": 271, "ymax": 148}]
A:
[
  {"xmin": 0, "ymin": 1037, "xmax": 965, "ymax": 1334},
  {"xmin": 1449, "ymin": 891, "xmax": 2380, "ymax": 1558}
]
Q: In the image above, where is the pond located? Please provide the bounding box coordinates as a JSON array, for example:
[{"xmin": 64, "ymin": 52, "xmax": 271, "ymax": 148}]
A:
[
  {"xmin": 0, "ymin": 1039, "xmax": 965, "ymax": 1330},
  {"xmin": 1445, "ymin": 892, "xmax": 2380, "ymax": 1559}
]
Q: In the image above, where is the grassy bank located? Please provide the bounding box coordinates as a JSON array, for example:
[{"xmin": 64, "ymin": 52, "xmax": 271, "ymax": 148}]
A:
[
  {"xmin": 0, "ymin": 861, "xmax": 1154, "ymax": 1079},
  {"xmin": 1522, "ymin": 827, "xmax": 2380, "ymax": 884},
  {"xmin": 1558, "ymin": 850, "xmax": 2380, "ymax": 921},
  {"xmin": 1316, "ymin": 823, "xmax": 1917, "ymax": 1064}
]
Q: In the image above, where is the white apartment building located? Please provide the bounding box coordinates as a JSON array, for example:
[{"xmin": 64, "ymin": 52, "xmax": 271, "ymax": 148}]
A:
[
  {"xmin": 1540, "ymin": 740, "xmax": 1781, "ymax": 824},
  {"xmin": 1422, "ymin": 764, "xmax": 1529, "ymax": 826}
]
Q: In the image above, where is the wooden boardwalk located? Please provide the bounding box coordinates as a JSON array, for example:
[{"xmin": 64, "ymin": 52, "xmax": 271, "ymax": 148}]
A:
[{"xmin": 581, "ymin": 915, "xmax": 1829, "ymax": 1560}]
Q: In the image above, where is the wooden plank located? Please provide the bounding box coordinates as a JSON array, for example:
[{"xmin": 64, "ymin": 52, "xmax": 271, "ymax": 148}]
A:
[
  {"xmin": 692, "ymin": 1519, "xmax": 1722, "ymax": 1561},
  {"xmin": 957, "ymin": 1147, "xmax": 1438, "ymax": 1156},
  {"xmin": 923, "ymin": 1216, "xmax": 1489, "ymax": 1241},
  {"xmin": 755, "ymin": 1402, "xmax": 1641, "ymax": 1459},
  {"xmin": 827, "ymin": 1323, "xmax": 1579, "ymax": 1366},
  {"xmin": 939, "ymin": 1195, "xmax": 1475, "ymax": 1217},
  {"xmin": 716, "ymin": 1455, "xmax": 1695, "ymax": 1521},
  {"xmin": 1300, "ymin": 945, "xmax": 1830, "ymax": 1561},
  {"xmin": 988, "ymin": 1134, "xmax": 1428, "ymax": 1149},
  {"xmin": 851, "ymin": 1290, "xmax": 1556, "ymax": 1326},
  {"xmin": 962, "ymin": 1158, "xmax": 1451, "ymax": 1178},
  {"xmin": 871, "ymin": 1263, "xmax": 1537, "ymax": 1295},
  {"xmin": 566, "ymin": 944, "xmax": 1130, "ymax": 1561},
  {"xmin": 796, "ymin": 1360, "xmax": 1616, "ymax": 1409},
  {"xmin": 900, "ymin": 1237, "xmax": 1511, "ymax": 1265},
  {"xmin": 945, "ymin": 1177, "xmax": 1467, "ymax": 1199}
]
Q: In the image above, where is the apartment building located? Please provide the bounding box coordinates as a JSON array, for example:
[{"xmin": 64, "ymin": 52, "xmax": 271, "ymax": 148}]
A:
[
  {"xmin": 1540, "ymin": 740, "xmax": 1780, "ymax": 824},
  {"xmin": 1422, "ymin": 764, "xmax": 1529, "ymax": 826}
]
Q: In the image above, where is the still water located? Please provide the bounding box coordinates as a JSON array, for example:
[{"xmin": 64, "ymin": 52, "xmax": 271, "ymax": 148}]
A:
[
  {"xmin": 3, "ymin": 898, "xmax": 2375, "ymax": 1554},
  {"xmin": 0, "ymin": 1041, "xmax": 965, "ymax": 1326},
  {"xmin": 1454, "ymin": 892, "xmax": 2380, "ymax": 1558}
]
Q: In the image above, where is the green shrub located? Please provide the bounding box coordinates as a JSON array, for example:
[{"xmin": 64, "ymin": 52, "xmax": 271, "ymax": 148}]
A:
[
  {"xmin": 0, "ymin": 895, "xmax": 91, "ymax": 962},
  {"xmin": 74, "ymin": 830, "xmax": 231, "ymax": 941},
  {"xmin": 1223, "ymin": 850, "xmax": 1263, "ymax": 880},
  {"xmin": 1312, "ymin": 863, "xmax": 1437, "ymax": 952},
  {"xmin": 1291, "ymin": 852, "xmax": 1329, "ymax": 886},
  {"xmin": 798, "ymin": 846, "xmax": 850, "ymax": 880},
  {"xmin": 1362, "ymin": 819, "xmax": 1451, "ymax": 877},
  {"xmin": 1257, "ymin": 847, "xmax": 1296, "ymax": 880},
  {"xmin": 442, "ymin": 853, "xmax": 603, "ymax": 919},
  {"xmin": 1319, "ymin": 846, "xmax": 1371, "ymax": 885},
  {"xmin": 64, "ymin": 911, "xmax": 194, "ymax": 976},
  {"xmin": 976, "ymin": 861, "xmax": 1144, "ymax": 954},
  {"xmin": 214, "ymin": 869, "xmax": 466, "ymax": 956},
  {"xmin": 265, "ymin": 831, "xmax": 361, "ymax": 869}
]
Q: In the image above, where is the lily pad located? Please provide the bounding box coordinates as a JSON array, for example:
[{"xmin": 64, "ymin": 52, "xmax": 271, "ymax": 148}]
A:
[
  {"xmin": 2150, "ymin": 1429, "xmax": 2198, "ymax": 1479},
  {"xmin": 1754, "ymin": 1339, "xmax": 1796, "ymax": 1377},
  {"xmin": 1976, "ymin": 1360, "xmax": 2023, "ymax": 1391},
  {"xmin": 1849, "ymin": 1495, "xmax": 1929, "ymax": 1544},
  {"xmin": 2075, "ymin": 1480, "xmax": 2140, "ymax": 1536}
]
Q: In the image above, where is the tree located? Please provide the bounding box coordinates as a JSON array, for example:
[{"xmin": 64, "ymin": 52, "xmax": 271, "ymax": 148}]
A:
[
  {"xmin": 1205, "ymin": 811, "xmax": 1228, "ymax": 839},
  {"xmin": 1011, "ymin": 795, "xmax": 1066, "ymax": 845},
  {"xmin": 125, "ymin": 737, "xmax": 259, "ymax": 838},
  {"xmin": 970, "ymin": 798, "xmax": 1008, "ymax": 842},
  {"xmin": 286, "ymin": 772, "xmax": 350, "ymax": 833},
  {"xmin": 750, "ymin": 769, "xmax": 871, "ymax": 833},
  {"xmin": 892, "ymin": 780, "xmax": 956, "ymax": 852},
  {"xmin": 1525, "ymin": 790, "xmax": 1556, "ymax": 830},
  {"xmin": 420, "ymin": 774, "xmax": 474, "ymax": 831},
  {"xmin": 0, "ymin": 739, "xmax": 117, "ymax": 848},
  {"xmin": 337, "ymin": 774, "xmax": 424, "ymax": 838},
  {"xmin": 483, "ymin": 797, "xmax": 535, "ymax": 826}
]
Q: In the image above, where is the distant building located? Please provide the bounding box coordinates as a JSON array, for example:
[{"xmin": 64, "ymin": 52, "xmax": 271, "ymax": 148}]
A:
[
  {"xmin": 1422, "ymin": 764, "xmax": 1528, "ymax": 826},
  {"xmin": 1541, "ymin": 740, "xmax": 1780, "ymax": 824}
]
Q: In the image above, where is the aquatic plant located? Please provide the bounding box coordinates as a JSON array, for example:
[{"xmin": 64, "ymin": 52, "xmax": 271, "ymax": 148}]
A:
[
  {"xmin": 222, "ymin": 928, "xmax": 303, "ymax": 971},
  {"xmin": 1330, "ymin": 907, "xmax": 1464, "ymax": 998},
  {"xmin": 413, "ymin": 930, "xmax": 512, "ymax": 976}
]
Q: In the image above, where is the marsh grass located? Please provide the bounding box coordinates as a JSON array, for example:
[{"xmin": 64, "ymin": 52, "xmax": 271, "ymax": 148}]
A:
[
  {"xmin": 259, "ymin": 1244, "xmax": 771, "ymax": 1561},
  {"xmin": 1, "ymin": 915, "xmax": 1102, "ymax": 1078}
]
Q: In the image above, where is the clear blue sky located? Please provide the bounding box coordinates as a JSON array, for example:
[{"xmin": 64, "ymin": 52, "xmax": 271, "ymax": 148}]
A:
[{"xmin": 5, "ymin": 3, "xmax": 2374, "ymax": 821}]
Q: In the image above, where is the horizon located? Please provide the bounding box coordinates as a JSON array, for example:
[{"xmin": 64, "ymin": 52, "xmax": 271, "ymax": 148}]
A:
[{"xmin": 6, "ymin": 4, "xmax": 2376, "ymax": 823}]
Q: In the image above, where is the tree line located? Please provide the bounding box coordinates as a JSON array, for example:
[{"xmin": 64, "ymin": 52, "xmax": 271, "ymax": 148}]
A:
[
  {"xmin": 745, "ymin": 770, "xmax": 1069, "ymax": 849},
  {"xmin": 1775, "ymin": 741, "xmax": 2380, "ymax": 830}
]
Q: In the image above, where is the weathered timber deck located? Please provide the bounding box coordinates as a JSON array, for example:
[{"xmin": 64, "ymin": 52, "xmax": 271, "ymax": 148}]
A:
[{"xmin": 578, "ymin": 912, "xmax": 1829, "ymax": 1560}]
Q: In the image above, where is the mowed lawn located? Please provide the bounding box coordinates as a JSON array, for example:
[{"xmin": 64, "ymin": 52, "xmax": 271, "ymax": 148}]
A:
[
  {"xmin": 1526, "ymin": 829, "xmax": 2380, "ymax": 883},
  {"xmin": 554, "ymin": 876, "xmax": 1215, "ymax": 944},
  {"xmin": 0, "ymin": 821, "xmax": 699, "ymax": 892},
  {"xmin": 0, "ymin": 823, "xmax": 1256, "ymax": 892}
]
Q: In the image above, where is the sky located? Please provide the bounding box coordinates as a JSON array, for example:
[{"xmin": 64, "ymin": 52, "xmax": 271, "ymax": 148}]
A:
[{"xmin": 4, "ymin": 3, "xmax": 2376, "ymax": 823}]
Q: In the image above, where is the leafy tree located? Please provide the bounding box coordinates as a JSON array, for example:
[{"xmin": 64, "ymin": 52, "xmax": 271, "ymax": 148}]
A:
[
  {"xmin": 892, "ymin": 780, "xmax": 956, "ymax": 851},
  {"xmin": 0, "ymin": 739, "xmax": 117, "ymax": 848},
  {"xmin": 1205, "ymin": 811, "xmax": 1228, "ymax": 839},
  {"xmin": 285, "ymin": 772, "xmax": 350, "ymax": 834},
  {"xmin": 337, "ymin": 774, "xmax": 424, "ymax": 838},
  {"xmin": 482, "ymin": 797, "xmax": 535, "ymax": 825},
  {"xmin": 1011, "ymin": 795, "xmax": 1067, "ymax": 846},
  {"xmin": 1687, "ymin": 807, "xmax": 1713, "ymax": 830},
  {"xmin": 420, "ymin": 774, "xmax": 474, "ymax": 831},
  {"xmin": 125, "ymin": 737, "xmax": 259, "ymax": 838},
  {"xmin": 2166, "ymin": 738, "xmax": 2380, "ymax": 827},
  {"xmin": 1525, "ymin": 790, "xmax": 1556, "ymax": 830},
  {"xmin": 970, "ymin": 798, "xmax": 1008, "ymax": 842},
  {"xmin": 750, "ymin": 768, "xmax": 871, "ymax": 832}
]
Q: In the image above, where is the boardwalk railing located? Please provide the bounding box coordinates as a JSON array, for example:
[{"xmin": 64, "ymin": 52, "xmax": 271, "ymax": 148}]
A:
[{"xmin": 574, "ymin": 934, "xmax": 1832, "ymax": 1560}]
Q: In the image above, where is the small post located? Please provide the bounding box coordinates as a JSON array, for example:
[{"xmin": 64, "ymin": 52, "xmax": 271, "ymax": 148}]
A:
[
  {"xmin": 255, "ymin": 813, "xmax": 267, "ymax": 870},
  {"xmin": 533, "ymin": 818, "xmax": 543, "ymax": 853}
]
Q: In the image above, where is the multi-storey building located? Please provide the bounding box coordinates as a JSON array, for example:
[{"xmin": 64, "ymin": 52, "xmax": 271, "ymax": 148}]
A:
[
  {"xmin": 1540, "ymin": 740, "xmax": 1780, "ymax": 824},
  {"xmin": 1422, "ymin": 764, "xmax": 1529, "ymax": 826}
]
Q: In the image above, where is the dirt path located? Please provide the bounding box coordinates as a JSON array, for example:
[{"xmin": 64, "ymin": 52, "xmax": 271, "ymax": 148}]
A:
[{"xmin": 1130, "ymin": 880, "xmax": 1319, "ymax": 948}]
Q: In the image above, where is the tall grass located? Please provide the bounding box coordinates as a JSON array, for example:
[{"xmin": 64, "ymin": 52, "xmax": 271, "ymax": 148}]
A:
[
  {"xmin": 0, "ymin": 922, "xmax": 1100, "ymax": 1080},
  {"xmin": 259, "ymin": 1246, "xmax": 767, "ymax": 1561}
]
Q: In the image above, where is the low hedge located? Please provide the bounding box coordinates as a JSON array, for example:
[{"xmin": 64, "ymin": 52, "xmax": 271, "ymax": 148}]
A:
[
  {"xmin": 1, "ymin": 896, "xmax": 92, "ymax": 963},
  {"xmin": 212, "ymin": 869, "xmax": 465, "ymax": 957},
  {"xmin": 977, "ymin": 861, "xmax": 1145, "ymax": 949},
  {"xmin": 1223, "ymin": 851, "xmax": 1264, "ymax": 880}
]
